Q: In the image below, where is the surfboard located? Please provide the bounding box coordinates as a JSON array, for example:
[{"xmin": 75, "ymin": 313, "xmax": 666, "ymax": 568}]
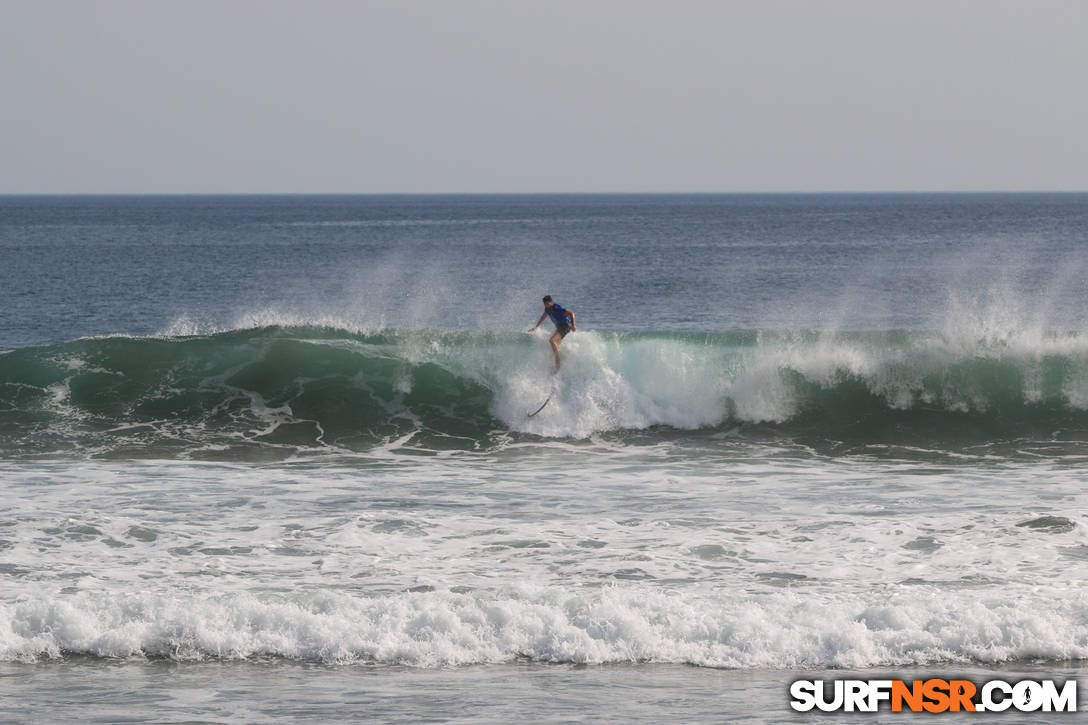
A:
[
  {"xmin": 527, "ymin": 330, "xmax": 560, "ymax": 417},
  {"xmin": 527, "ymin": 394, "xmax": 551, "ymax": 418},
  {"xmin": 528, "ymin": 375, "xmax": 560, "ymax": 418}
]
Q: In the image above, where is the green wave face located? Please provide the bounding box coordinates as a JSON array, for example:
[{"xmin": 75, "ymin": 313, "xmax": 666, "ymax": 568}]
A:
[
  {"xmin": 4, "ymin": 326, "xmax": 1088, "ymax": 459},
  {"xmin": 0, "ymin": 328, "xmax": 503, "ymax": 459}
]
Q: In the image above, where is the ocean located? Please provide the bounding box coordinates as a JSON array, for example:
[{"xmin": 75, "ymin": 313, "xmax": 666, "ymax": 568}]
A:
[{"xmin": 2, "ymin": 193, "xmax": 1088, "ymax": 722}]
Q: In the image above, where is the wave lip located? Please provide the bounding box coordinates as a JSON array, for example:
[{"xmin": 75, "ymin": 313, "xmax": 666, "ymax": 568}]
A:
[
  {"xmin": 5, "ymin": 326, "xmax": 1088, "ymax": 458},
  {"xmin": 4, "ymin": 587, "xmax": 1086, "ymax": 668}
]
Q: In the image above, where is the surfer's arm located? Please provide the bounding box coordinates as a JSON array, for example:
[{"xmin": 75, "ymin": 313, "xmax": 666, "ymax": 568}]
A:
[
  {"xmin": 529, "ymin": 313, "xmax": 547, "ymax": 331},
  {"xmin": 567, "ymin": 310, "xmax": 575, "ymax": 331}
]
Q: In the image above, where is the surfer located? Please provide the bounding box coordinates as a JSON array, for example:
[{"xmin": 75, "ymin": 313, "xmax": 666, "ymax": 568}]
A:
[{"xmin": 529, "ymin": 295, "xmax": 576, "ymax": 370}]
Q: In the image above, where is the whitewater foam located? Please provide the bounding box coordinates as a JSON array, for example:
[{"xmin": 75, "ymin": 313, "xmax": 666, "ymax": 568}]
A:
[{"xmin": 4, "ymin": 586, "xmax": 1087, "ymax": 668}]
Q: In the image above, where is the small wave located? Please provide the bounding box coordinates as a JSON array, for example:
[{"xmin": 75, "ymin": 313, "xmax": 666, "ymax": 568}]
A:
[
  {"xmin": 3, "ymin": 586, "xmax": 1085, "ymax": 667},
  {"xmin": 279, "ymin": 217, "xmax": 620, "ymax": 228}
]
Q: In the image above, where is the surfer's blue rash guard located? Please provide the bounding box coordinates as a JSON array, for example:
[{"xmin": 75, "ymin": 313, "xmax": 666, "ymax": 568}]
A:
[{"xmin": 547, "ymin": 303, "xmax": 571, "ymax": 329}]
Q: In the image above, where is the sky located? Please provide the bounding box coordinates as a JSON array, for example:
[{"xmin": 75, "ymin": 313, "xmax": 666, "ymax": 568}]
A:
[{"xmin": 1, "ymin": 0, "xmax": 1085, "ymax": 193}]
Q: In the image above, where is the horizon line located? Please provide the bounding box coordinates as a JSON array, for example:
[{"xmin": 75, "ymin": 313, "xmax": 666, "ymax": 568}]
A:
[{"xmin": 3, "ymin": 189, "xmax": 1088, "ymax": 197}]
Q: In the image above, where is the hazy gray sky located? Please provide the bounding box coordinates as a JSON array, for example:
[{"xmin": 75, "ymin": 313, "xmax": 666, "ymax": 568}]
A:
[{"xmin": 2, "ymin": 0, "xmax": 1085, "ymax": 193}]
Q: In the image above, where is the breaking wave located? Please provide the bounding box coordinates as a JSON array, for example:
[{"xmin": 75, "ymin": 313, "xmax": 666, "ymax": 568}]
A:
[
  {"xmin": 5, "ymin": 325, "xmax": 1088, "ymax": 457},
  {"xmin": 4, "ymin": 586, "xmax": 1086, "ymax": 667}
]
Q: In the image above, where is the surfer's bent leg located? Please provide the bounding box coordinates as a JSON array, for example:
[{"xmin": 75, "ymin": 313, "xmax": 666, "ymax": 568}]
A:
[{"xmin": 549, "ymin": 331, "xmax": 563, "ymax": 370}]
